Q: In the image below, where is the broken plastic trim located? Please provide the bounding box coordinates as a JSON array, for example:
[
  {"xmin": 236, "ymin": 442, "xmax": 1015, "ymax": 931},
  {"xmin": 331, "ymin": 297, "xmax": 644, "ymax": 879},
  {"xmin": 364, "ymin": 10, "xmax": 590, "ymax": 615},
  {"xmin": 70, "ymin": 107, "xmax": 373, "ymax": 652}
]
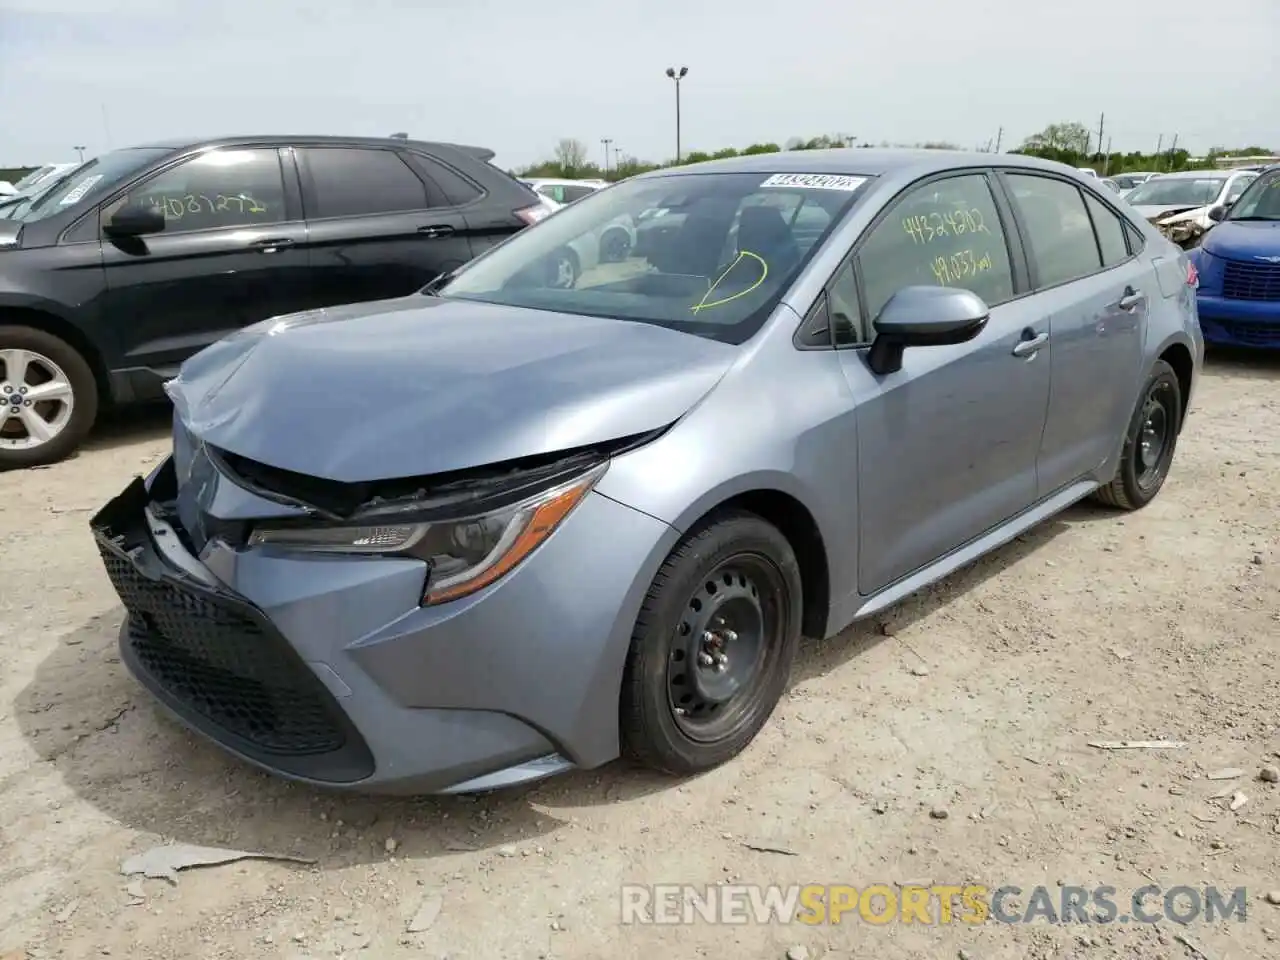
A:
[{"xmin": 209, "ymin": 425, "xmax": 669, "ymax": 524}]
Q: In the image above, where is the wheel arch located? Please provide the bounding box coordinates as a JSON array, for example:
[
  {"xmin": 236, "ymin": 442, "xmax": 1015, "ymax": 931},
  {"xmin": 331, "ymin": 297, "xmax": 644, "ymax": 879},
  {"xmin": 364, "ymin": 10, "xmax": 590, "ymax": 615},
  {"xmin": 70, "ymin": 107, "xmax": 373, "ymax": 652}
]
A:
[
  {"xmin": 0, "ymin": 305, "xmax": 111, "ymax": 404},
  {"xmin": 1156, "ymin": 339, "xmax": 1194, "ymax": 431},
  {"xmin": 665, "ymin": 476, "xmax": 833, "ymax": 641}
]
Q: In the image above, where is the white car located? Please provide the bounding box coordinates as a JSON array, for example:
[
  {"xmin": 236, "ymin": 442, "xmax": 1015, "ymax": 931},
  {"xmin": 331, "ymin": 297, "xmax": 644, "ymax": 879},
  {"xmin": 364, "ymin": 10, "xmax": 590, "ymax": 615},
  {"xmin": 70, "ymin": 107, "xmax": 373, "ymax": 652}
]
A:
[
  {"xmin": 0, "ymin": 162, "xmax": 79, "ymax": 197},
  {"xmin": 522, "ymin": 177, "xmax": 603, "ymax": 206},
  {"xmin": 1123, "ymin": 169, "xmax": 1257, "ymax": 247},
  {"xmin": 520, "ymin": 178, "xmax": 637, "ymax": 281}
]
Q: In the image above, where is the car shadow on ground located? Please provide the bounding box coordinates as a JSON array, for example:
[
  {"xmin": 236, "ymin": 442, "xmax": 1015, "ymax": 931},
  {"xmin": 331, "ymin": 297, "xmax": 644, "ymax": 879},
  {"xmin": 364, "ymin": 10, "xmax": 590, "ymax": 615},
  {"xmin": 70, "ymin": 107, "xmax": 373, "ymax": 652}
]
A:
[
  {"xmin": 79, "ymin": 402, "xmax": 172, "ymax": 454},
  {"xmin": 1203, "ymin": 345, "xmax": 1280, "ymax": 381},
  {"xmin": 788, "ymin": 512, "xmax": 1076, "ymax": 687},
  {"xmin": 15, "ymin": 505, "xmax": 1084, "ymax": 870}
]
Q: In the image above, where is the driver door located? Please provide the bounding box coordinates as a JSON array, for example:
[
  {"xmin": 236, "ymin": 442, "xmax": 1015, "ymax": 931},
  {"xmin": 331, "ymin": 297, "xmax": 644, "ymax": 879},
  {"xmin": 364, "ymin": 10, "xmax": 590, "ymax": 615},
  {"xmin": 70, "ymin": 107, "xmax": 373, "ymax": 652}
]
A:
[
  {"xmin": 830, "ymin": 171, "xmax": 1052, "ymax": 596},
  {"xmin": 99, "ymin": 146, "xmax": 309, "ymax": 382}
]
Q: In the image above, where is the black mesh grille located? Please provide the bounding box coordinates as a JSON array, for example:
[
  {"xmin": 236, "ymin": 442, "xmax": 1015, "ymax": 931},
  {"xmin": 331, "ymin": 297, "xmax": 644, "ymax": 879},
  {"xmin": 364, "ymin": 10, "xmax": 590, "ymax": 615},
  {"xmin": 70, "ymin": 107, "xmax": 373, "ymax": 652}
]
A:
[
  {"xmin": 1222, "ymin": 260, "xmax": 1280, "ymax": 301},
  {"xmin": 1203, "ymin": 319, "xmax": 1280, "ymax": 347},
  {"xmin": 97, "ymin": 543, "xmax": 345, "ymax": 756}
]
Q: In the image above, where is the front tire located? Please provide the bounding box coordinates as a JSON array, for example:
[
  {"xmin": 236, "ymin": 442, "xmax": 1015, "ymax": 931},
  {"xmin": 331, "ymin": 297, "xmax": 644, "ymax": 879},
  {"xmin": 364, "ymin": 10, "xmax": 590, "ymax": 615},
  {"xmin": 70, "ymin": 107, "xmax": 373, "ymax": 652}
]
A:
[
  {"xmin": 0, "ymin": 325, "xmax": 98, "ymax": 470},
  {"xmin": 1093, "ymin": 359, "xmax": 1182, "ymax": 510},
  {"xmin": 620, "ymin": 511, "xmax": 803, "ymax": 775}
]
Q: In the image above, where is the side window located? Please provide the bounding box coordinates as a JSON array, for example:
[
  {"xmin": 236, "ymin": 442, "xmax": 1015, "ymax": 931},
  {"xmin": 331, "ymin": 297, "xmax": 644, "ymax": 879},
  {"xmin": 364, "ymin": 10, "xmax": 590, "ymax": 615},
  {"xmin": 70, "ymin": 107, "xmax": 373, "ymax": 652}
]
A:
[
  {"xmin": 562, "ymin": 184, "xmax": 596, "ymax": 203},
  {"xmin": 1083, "ymin": 193, "xmax": 1129, "ymax": 267},
  {"xmin": 413, "ymin": 154, "xmax": 483, "ymax": 206},
  {"xmin": 1005, "ymin": 174, "xmax": 1102, "ymax": 288},
  {"xmin": 857, "ymin": 173, "xmax": 1015, "ymax": 321},
  {"xmin": 106, "ymin": 148, "xmax": 285, "ymax": 234},
  {"xmin": 1226, "ymin": 175, "xmax": 1255, "ymax": 203},
  {"xmin": 1124, "ymin": 221, "xmax": 1146, "ymax": 254},
  {"xmin": 303, "ymin": 148, "xmax": 429, "ymax": 219},
  {"xmin": 538, "ymin": 184, "xmax": 566, "ymax": 203},
  {"xmin": 828, "ymin": 260, "xmax": 865, "ymax": 345}
]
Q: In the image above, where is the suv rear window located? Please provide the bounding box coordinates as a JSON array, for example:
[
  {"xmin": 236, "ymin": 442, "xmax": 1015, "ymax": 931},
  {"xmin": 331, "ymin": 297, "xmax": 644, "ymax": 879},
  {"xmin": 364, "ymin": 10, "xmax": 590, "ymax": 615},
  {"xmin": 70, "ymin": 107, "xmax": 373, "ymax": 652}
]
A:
[{"xmin": 302, "ymin": 147, "xmax": 431, "ymax": 218}]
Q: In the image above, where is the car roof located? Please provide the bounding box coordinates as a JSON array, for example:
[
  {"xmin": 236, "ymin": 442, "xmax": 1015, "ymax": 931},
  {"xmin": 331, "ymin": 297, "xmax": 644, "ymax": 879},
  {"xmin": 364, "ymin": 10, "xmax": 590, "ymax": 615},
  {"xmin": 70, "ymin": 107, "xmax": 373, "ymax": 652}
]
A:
[
  {"xmin": 122, "ymin": 135, "xmax": 496, "ymax": 162},
  {"xmin": 634, "ymin": 148, "xmax": 1093, "ymax": 181},
  {"xmin": 1152, "ymin": 170, "xmax": 1230, "ymax": 180},
  {"xmin": 524, "ymin": 178, "xmax": 602, "ymax": 187}
]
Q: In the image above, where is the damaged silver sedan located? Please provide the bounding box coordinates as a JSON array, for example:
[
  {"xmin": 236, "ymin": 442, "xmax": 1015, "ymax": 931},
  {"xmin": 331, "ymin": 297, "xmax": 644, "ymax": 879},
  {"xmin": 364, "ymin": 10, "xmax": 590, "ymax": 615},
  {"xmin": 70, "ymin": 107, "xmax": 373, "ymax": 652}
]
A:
[{"xmin": 88, "ymin": 150, "xmax": 1200, "ymax": 795}]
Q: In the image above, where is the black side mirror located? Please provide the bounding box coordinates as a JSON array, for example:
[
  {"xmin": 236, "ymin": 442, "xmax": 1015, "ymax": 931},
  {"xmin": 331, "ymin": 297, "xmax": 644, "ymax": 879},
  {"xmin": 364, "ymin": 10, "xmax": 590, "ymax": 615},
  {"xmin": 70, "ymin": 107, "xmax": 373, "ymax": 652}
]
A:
[
  {"xmin": 104, "ymin": 203, "xmax": 166, "ymax": 239},
  {"xmin": 866, "ymin": 285, "xmax": 990, "ymax": 376},
  {"xmin": 1207, "ymin": 205, "xmax": 1227, "ymax": 223}
]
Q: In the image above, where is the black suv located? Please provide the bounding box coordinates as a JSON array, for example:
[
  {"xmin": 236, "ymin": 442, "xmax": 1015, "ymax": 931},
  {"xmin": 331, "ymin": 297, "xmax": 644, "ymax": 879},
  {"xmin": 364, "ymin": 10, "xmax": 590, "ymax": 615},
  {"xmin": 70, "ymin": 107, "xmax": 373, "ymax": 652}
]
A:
[{"xmin": 0, "ymin": 135, "xmax": 550, "ymax": 468}]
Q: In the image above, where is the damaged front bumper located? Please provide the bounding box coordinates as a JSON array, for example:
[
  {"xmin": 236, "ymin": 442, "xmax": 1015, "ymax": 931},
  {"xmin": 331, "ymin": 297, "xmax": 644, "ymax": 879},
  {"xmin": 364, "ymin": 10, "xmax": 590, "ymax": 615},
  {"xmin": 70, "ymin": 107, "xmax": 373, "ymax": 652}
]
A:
[
  {"xmin": 90, "ymin": 452, "xmax": 677, "ymax": 794},
  {"xmin": 1150, "ymin": 217, "xmax": 1206, "ymax": 250}
]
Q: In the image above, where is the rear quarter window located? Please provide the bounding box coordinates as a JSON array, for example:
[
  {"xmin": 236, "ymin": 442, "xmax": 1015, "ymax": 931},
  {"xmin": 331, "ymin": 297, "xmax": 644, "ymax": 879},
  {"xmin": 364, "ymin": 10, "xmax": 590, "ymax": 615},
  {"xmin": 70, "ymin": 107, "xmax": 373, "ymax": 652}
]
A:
[{"xmin": 411, "ymin": 153, "xmax": 484, "ymax": 206}]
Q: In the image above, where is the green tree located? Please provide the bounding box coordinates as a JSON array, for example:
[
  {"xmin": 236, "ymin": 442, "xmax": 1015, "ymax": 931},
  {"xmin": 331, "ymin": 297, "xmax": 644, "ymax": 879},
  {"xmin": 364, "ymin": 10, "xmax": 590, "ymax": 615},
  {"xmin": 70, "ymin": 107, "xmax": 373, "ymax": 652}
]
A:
[{"xmin": 1021, "ymin": 122, "xmax": 1091, "ymax": 154}]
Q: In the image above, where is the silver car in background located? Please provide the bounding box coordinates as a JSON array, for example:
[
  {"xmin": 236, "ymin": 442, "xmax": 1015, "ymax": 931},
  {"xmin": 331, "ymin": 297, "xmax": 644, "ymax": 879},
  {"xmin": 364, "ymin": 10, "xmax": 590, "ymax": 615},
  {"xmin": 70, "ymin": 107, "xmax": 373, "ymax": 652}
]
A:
[{"xmin": 92, "ymin": 150, "xmax": 1201, "ymax": 795}]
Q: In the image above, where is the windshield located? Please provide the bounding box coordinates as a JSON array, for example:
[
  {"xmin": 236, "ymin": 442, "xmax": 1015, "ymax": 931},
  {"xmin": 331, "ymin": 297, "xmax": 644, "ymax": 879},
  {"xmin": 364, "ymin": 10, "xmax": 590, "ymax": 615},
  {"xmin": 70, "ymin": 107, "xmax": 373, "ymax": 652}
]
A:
[
  {"xmin": 438, "ymin": 171, "xmax": 869, "ymax": 344},
  {"xmin": 1124, "ymin": 176, "xmax": 1225, "ymax": 208},
  {"xmin": 10, "ymin": 148, "xmax": 169, "ymax": 223},
  {"xmin": 1224, "ymin": 171, "xmax": 1280, "ymax": 221}
]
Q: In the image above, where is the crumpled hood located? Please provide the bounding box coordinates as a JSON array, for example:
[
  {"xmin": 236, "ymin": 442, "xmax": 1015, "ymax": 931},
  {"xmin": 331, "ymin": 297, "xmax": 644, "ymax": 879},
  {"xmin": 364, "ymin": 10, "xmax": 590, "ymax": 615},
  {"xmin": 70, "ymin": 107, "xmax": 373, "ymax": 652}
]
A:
[
  {"xmin": 167, "ymin": 295, "xmax": 738, "ymax": 483},
  {"xmin": 1130, "ymin": 203, "xmax": 1206, "ymax": 225}
]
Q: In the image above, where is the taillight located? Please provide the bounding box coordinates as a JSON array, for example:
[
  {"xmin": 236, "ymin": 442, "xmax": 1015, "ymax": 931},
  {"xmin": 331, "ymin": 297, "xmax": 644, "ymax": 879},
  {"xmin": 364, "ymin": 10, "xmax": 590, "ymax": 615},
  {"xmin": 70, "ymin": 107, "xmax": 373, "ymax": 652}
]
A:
[
  {"xmin": 515, "ymin": 204, "xmax": 550, "ymax": 226},
  {"xmin": 1186, "ymin": 261, "xmax": 1198, "ymax": 287}
]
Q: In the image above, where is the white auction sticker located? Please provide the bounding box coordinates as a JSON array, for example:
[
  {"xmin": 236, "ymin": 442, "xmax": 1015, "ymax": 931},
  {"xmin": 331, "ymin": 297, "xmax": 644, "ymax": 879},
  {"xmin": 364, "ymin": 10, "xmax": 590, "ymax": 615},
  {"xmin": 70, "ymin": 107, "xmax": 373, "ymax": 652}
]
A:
[
  {"xmin": 760, "ymin": 173, "xmax": 867, "ymax": 191},
  {"xmin": 58, "ymin": 175, "xmax": 103, "ymax": 205}
]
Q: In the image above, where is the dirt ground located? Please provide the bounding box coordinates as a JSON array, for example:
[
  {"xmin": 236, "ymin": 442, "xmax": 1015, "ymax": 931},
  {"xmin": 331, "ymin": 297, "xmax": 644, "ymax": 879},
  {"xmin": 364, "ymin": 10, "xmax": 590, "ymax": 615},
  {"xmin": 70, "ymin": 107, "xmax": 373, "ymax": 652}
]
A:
[{"xmin": 2, "ymin": 350, "xmax": 1278, "ymax": 960}]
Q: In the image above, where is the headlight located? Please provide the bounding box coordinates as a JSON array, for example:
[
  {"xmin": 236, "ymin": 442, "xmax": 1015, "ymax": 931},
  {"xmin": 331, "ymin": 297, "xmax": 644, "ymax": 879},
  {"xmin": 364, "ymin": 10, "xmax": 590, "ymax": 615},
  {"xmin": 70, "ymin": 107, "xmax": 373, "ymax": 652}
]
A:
[{"xmin": 248, "ymin": 462, "xmax": 606, "ymax": 605}]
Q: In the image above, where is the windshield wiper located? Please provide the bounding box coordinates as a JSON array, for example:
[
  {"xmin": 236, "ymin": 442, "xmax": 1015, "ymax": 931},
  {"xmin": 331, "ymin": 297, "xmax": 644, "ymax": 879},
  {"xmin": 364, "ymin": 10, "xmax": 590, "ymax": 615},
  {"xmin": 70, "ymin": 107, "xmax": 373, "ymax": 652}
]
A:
[{"xmin": 421, "ymin": 268, "xmax": 457, "ymax": 296}]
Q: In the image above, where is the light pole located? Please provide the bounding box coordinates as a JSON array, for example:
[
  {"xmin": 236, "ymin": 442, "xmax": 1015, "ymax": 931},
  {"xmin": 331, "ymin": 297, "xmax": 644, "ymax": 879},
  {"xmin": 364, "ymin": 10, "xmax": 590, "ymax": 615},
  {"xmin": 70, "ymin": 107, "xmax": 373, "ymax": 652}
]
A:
[
  {"xmin": 664, "ymin": 66, "xmax": 688, "ymax": 164},
  {"xmin": 601, "ymin": 137, "xmax": 613, "ymax": 175},
  {"xmin": 74, "ymin": 145, "xmax": 86, "ymax": 162}
]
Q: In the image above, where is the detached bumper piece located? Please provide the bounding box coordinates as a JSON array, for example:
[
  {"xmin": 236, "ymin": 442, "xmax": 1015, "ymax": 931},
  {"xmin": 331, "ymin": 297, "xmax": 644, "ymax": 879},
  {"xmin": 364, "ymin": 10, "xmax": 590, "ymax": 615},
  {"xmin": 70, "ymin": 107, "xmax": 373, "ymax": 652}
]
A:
[{"xmin": 91, "ymin": 476, "xmax": 375, "ymax": 783}]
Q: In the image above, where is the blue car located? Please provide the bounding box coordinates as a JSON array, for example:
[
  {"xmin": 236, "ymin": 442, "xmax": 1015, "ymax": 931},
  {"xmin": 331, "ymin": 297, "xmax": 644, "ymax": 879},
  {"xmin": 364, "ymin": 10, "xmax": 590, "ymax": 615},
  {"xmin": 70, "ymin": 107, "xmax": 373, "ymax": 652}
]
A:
[{"xmin": 1191, "ymin": 165, "xmax": 1280, "ymax": 348}]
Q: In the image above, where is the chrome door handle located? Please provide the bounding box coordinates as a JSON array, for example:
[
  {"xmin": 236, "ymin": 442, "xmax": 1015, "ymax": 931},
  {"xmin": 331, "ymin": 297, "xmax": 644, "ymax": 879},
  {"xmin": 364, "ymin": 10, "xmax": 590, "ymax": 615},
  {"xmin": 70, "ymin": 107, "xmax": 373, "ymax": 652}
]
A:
[
  {"xmin": 1012, "ymin": 332, "xmax": 1049, "ymax": 357},
  {"xmin": 249, "ymin": 237, "xmax": 295, "ymax": 254},
  {"xmin": 1117, "ymin": 288, "xmax": 1145, "ymax": 311}
]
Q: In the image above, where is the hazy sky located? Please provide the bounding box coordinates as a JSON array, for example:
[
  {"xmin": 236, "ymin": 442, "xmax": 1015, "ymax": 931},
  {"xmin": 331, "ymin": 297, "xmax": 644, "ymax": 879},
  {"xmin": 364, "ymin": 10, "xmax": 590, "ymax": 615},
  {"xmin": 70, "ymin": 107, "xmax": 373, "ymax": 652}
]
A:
[{"xmin": 2, "ymin": 0, "xmax": 1277, "ymax": 169}]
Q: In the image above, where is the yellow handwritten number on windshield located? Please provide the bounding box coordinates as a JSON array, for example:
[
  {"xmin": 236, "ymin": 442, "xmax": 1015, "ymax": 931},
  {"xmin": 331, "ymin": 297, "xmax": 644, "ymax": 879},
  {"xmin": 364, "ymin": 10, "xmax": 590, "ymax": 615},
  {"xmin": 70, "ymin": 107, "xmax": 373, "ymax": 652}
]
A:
[{"xmin": 691, "ymin": 250, "xmax": 769, "ymax": 314}]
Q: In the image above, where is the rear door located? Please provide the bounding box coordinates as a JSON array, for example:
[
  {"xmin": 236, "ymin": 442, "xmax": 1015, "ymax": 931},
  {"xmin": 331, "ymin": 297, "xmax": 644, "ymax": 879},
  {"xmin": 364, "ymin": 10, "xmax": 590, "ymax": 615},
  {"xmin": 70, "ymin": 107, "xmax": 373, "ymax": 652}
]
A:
[
  {"xmin": 296, "ymin": 145, "xmax": 475, "ymax": 309},
  {"xmin": 99, "ymin": 145, "xmax": 308, "ymax": 378},
  {"xmin": 997, "ymin": 172, "xmax": 1146, "ymax": 495}
]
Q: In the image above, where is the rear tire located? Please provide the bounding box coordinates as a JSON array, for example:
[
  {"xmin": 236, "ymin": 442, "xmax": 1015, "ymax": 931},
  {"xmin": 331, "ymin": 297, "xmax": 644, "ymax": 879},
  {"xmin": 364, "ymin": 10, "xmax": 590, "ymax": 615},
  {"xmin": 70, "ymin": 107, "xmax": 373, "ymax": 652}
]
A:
[
  {"xmin": 620, "ymin": 511, "xmax": 802, "ymax": 776},
  {"xmin": 0, "ymin": 325, "xmax": 98, "ymax": 470},
  {"xmin": 1093, "ymin": 359, "xmax": 1181, "ymax": 510}
]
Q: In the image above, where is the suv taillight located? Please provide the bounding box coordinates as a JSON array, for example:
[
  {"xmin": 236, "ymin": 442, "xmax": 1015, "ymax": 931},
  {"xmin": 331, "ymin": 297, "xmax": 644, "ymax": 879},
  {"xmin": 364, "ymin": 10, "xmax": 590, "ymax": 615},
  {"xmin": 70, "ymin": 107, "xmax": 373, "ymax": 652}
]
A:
[
  {"xmin": 1186, "ymin": 261, "xmax": 1198, "ymax": 287},
  {"xmin": 515, "ymin": 204, "xmax": 550, "ymax": 226}
]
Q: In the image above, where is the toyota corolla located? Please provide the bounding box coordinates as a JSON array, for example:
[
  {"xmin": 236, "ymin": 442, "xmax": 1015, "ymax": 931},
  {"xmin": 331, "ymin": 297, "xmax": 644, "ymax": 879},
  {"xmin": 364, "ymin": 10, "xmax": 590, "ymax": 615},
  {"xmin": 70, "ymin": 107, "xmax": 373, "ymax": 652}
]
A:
[{"xmin": 91, "ymin": 150, "xmax": 1201, "ymax": 794}]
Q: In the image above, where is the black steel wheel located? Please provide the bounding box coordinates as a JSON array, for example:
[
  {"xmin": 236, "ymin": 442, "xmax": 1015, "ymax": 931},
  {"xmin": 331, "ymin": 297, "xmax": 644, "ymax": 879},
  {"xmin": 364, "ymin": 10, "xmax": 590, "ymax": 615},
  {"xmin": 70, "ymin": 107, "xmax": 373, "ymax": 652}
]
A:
[
  {"xmin": 620, "ymin": 511, "xmax": 802, "ymax": 775},
  {"xmin": 1094, "ymin": 359, "xmax": 1183, "ymax": 510}
]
